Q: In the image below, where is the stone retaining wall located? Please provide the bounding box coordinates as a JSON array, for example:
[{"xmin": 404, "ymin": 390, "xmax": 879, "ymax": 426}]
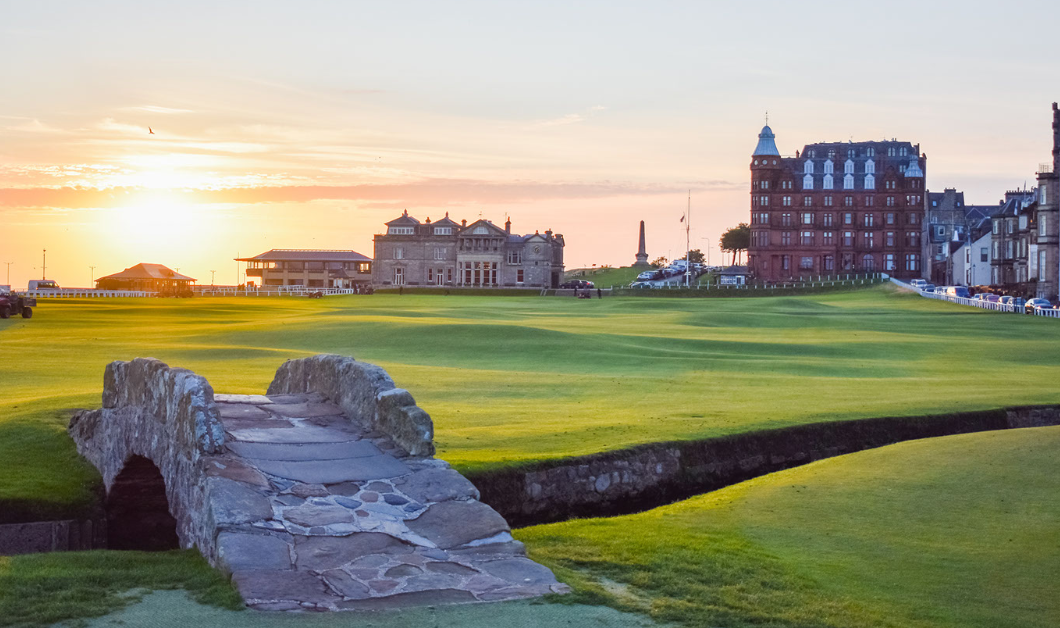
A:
[
  {"xmin": 0, "ymin": 519, "xmax": 106, "ymax": 555},
  {"xmin": 267, "ymin": 354, "xmax": 434, "ymax": 456},
  {"xmin": 472, "ymin": 406, "xmax": 1060, "ymax": 527}
]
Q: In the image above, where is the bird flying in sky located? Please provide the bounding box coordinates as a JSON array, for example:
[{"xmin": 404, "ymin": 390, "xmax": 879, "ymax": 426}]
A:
[{"xmin": 148, "ymin": 127, "xmax": 154, "ymax": 134}]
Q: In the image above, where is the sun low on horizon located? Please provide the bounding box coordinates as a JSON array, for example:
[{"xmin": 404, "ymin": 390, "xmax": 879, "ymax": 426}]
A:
[{"xmin": 2, "ymin": 0, "xmax": 1059, "ymax": 288}]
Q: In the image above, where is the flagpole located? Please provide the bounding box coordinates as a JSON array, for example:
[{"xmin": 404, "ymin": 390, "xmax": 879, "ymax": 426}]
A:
[{"xmin": 686, "ymin": 190, "xmax": 691, "ymax": 287}]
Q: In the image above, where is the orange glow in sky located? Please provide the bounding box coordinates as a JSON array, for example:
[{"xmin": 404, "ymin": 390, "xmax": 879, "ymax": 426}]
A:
[{"xmin": 2, "ymin": 1, "xmax": 1059, "ymax": 288}]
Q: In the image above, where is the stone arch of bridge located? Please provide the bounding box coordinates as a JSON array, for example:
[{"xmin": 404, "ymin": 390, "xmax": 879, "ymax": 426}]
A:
[{"xmin": 105, "ymin": 454, "xmax": 179, "ymax": 551}]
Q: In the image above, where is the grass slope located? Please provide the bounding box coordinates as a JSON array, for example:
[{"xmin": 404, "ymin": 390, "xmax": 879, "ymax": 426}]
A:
[
  {"xmin": 517, "ymin": 426, "xmax": 1060, "ymax": 628},
  {"xmin": 565, "ymin": 265, "xmax": 644, "ymax": 287},
  {"xmin": 4, "ymin": 285, "xmax": 1060, "ymax": 519}
]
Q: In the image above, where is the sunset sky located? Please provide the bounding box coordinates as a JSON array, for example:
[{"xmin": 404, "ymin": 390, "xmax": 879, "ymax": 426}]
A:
[{"xmin": 2, "ymin": 1, "xmax": 1059, "ymax": 287}]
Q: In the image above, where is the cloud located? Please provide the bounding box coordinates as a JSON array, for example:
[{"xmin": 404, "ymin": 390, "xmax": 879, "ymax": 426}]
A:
[
  {"xmin": 533, "ymin": 105, "xmax": 607, "ymax": 128},
  {"xmin": 0, "ymin": 178, "xmax": 725, "ymax": 210},
  {"xmin": 124, "ymin": 105, "xmax": 194, "ymax": 114},
  {"xmin": 4, "ymin": 118, "xmax": 64, "ymax": 134},
  {"xmin": 97, "ymin": 117, "xmax": 150, "ymax": 135}
]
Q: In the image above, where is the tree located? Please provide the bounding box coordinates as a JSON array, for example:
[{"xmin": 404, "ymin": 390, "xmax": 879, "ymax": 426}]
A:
[
  {"xmin": 676, "ymin": 249, "xmax": 706, "ymax": 264},
  {"xmin": 650, "ymin": 256, "xmax": 668, "ymax": 268},
  {"xmin": 719, "ymin": 223, "xmax": 750, "ymax": 266}
]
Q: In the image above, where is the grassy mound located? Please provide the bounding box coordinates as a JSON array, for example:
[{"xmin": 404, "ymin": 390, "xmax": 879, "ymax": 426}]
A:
[{"xmin": 517, "ymin": 426, "xmax": 1060, "ymax": 628}]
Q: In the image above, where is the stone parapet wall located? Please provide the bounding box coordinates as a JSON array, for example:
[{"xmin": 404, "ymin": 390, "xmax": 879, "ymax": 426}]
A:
[
  {"xmin": 473, "ymin": 406, "xmax": 1060, "ymax": 528},
  {"xmin": 69, "ymin": 358, "xmax": 225, "ymax": 555},
  {"xmin": 267, "ymin": 354, "xmax": 434, "ymax": 456}
]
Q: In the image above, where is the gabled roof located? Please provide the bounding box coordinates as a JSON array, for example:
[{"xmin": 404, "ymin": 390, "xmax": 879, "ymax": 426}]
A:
[
  {"xmin": 431, "ymin": 213, "xmax": 460, "ymax": 227},
  {"xmin": 235, "ymin": 249, "xmax": 371, "ymax": 262},
  {"xmin": 386, "ymin": 210, "xmax": 421, "ymax": 227},
  {"xmin": 98, "ymin": 263, "xmax": 196, "ymax": 282},
  {"xmin": 460, "ymin": 219, "xmax": 507, "ymax": 236}
]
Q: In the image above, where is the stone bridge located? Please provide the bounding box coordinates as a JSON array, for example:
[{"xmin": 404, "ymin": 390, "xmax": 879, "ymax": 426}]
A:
[{"xmin": 68, "ymin": 355, "xmax": 567, "ymax": 611}]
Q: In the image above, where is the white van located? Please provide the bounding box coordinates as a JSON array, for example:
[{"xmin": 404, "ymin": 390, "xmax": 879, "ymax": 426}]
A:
[
  {"xmin": 909, "ymin": 279, "xmax": 926, "ymax": 289},
  {"xmin": 27, "ymin": 280, "xmax": 60, "ymax": 291}
]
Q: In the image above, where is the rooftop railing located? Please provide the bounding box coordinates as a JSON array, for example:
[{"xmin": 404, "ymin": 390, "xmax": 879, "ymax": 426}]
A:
[{"xmin": 1039, "ymin": 163, "xmax": 1054, "ymax": 174}]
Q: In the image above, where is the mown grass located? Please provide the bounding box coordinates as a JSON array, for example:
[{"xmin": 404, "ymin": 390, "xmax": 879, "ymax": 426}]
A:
[
  {"xmin": 517, "ymin": 426, "xmax": 1060, "ymax": 628},
  {"xmin": 0, "ymin": 549, "xmax": 243, "ymax": 627},
  {"xmin": 565, "ymin": 265, "xmax": 644, "ymax": 286},
  {"xmin": 4, "ymin": 285, "xmax": 1060, "ymax": 520}
]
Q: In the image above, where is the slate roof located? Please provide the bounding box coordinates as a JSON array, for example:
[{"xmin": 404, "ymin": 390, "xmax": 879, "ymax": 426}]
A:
[
  {"xmin": 386, "ymin": 210, "xmax": 421, "ymax": 226},
  {"xmin": 98, "ymin": 263, "xmax": 196, "ymax": 282},
  {"xmin": 236, "ymin": 250, "xmax": 371, "ymax": 262}
]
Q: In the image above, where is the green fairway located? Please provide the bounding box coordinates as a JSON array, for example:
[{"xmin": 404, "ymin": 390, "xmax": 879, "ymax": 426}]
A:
[
  {"xmin": 517, "ymin": 426, "xmax": 1060, "ymax": 628},
  {"xmin": 4, "ymin": 285, "xmax": 1060, "ymax": 520}
]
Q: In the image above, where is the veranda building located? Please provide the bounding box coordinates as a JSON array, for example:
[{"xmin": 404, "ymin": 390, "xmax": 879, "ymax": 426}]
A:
[{"xmin": 372, "ymin": 211, "xmax": 565, "ymax": 288}]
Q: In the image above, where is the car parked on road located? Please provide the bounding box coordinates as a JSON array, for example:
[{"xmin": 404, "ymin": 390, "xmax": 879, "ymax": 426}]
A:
[
  {"xmin": 1024, "ymin": 298, "xmax": 1052, "ymax": 313},
  {"xmin": 945, "ymin": 286, "xmax": 970, "ymax": 298},
  {"xmin": 629, "ymin": 281, "xmax": 654, "ymax": 289},
  {"xmin": 909, "ymin": 279, "xmax": 927, "ymax": 289},
  {"xmin": 559, "ymin": 280, "xmax": 595, "ymax": 289},
  {"xmin": 920, "ymin": 283, "xmax": 935, "ymax": 292},
  {"xmin": 999, "ymin": 296, "xmax": 1015, "ymax": 305}
]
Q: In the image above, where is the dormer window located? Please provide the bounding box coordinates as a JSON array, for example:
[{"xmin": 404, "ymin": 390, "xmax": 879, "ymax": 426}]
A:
[
  {"xmin": 804, "ymin": 160, "xmax": 814, "ymax": 174},
  {"xmin": 864, "ymin": 174, "xmax": 876, "ymax": 190},
  {"xmin": 434, "ymin": 227, "xmax": 452, "ymax": 235},
  {"xmin": 844, "ymin": 159, "xmax": 854, "ymax": 174},
  {"xmin": 824, "ymin": 160, "xmax": 834, "ymax": 174},
  {"xmin": 823, "ymin": 174, "xmax": 834, "ymax": 190},
  {"xmin": 866, "ymin": 147, "xmax": 875, "ymax": 157},
  {"xmin": 865, "ymin": 160, "xmax": 875, "ymax": 174},
  {"xmin": 844, "ymin": 174, "xmax": 854, "ymax": 190},
  {"xmin": 803, "ymin": 174, "xmax": 814, "ymax": 190},
  {"xmin": 388, "ymin": 226, "xmax": 414, "ymax": 235},
  {"xmin": 472, "ymin": 226, "xmax": 490, "ymax": 234},
  {"xmin": 847, "ymin": 149, "xmax": 855, "ymax": 160}
]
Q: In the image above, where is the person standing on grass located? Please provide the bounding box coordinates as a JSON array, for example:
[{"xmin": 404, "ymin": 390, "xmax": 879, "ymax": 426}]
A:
[{"xmin": 597, "ymin": 287, "xmax": 602, "ymax": 299}]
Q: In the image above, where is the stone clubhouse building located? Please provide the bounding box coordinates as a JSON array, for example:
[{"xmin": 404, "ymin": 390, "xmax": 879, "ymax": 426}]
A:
[{"xmin": 373, "ymin": 211, "xmax": 565, "ymax": 288}]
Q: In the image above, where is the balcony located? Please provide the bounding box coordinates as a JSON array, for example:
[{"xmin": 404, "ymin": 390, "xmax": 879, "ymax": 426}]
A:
[{"xmin": 1039, "ymin": 163, "xmax": 1054, "ymax": 175}]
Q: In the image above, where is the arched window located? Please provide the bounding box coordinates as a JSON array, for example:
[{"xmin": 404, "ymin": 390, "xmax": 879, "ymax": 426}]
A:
[
  {"xmin": 844, "ymin": 174, "xmax": 854, "ymax": 190},
  {"xmin": 865, "ymin": 159, "xmax": 875, "ymax": 174},
  {"xmin": 862, "ymin": 254, "xmax": 875, "ymax": 270},
  {"xmin": 804, "ymin": 160, "xmax": 814, "ymax": 174},
  {"xmin": 803, "ymin": 174, "xmax": 814, "ymax": 190},
  {"xmin": 824, "ymin": 160, "xmax": 834, "ymax": 174},
  {"xmin": 844, "ymin": 159, "xmax": 854, "ymax": 174},
  {"xmin": 823, "ymin": 174, "xmax": 833, "ymax": 190},
  {"xmin": 864, "ymin": 174, "xmax": 875, "ymax": 190}
]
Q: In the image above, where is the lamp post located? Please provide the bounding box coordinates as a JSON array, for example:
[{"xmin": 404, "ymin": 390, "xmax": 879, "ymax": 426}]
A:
[
  {"xmin": 210, "ymin": 270, "xmax": 216, "ymax": 286},
  {"xmin": 4, "ymin": 262, "xmax": 11, "ymax": 285},
  {"xmin": 89, "ymin": 266, "xmax": 96, "ymax": 288},
  {"xmin": 42, "ymin": 249, "xmax": 46, "ymax": 280}
]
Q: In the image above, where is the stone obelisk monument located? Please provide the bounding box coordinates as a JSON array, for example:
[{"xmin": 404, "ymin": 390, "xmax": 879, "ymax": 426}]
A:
[{"xmin": 633, "ymin": 220, "xmax": 650, "ymax": 267}]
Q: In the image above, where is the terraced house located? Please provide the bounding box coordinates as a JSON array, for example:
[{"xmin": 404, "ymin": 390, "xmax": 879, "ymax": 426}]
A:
[
  {"xmin": 372, "ymin": 211, "xmax": 565, "ymax": 288},
  {"xmin": 747, "ymin": 125, "xmax": 927, "ymax": 282}
]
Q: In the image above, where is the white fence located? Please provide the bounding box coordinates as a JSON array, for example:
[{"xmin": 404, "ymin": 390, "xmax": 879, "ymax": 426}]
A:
[
  {"xmin": 892, "ymin": 278, "xmax": 1058, "ymax": 317},
  {"xmin": 21, "ymin": 287, "xmax": 362, "ymax": 299},
  {"xmin": 21, "ymin": 289, "xmax": 153, "ymax": 298}
]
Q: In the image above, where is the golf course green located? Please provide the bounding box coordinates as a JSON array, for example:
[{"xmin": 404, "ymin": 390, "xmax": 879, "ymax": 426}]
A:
[{"xmin": 4, "ymin": 284, "xmax": 1060, "ymax": 521}]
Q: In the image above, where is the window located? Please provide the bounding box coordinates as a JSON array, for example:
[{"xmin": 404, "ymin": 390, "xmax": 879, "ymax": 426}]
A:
[
  {"xmin": 394, "ymin": 268, "xmax": 405, "ymax": 285},
  {"xmin": 886, "ymin": 196, "xmax": 895, "ymax": 207},
  {"xmin": 800, "ymin": 231, "xmax": 814, "ymax": 246},
  {"xmin": 507, "ymin": 250, "xmax": 523, "ymax": 264},
  {"xmin": 801, "ymin": 212, "xmax": 813, "ymax": 225},
  {"xmin": 862, "ymin": 254, "xmax": 876, "ymax": 270},
  {"xmin": 427, "ymin": 268, "xmax": 434, "ymax": 282},
  {"xmin": 1042, "ymin": 187, "xmax": 1048, "ymax": 205},
  {"xmin": 864, "ymin": 214, "xmax": 875, "ymax": 227},
  {"xmin": 865, "ymin": 196, "xmax": 875, "ymax": 207},
  {"xmin": 844, "ymin": 196, "xmax": 853, "ymax": 207},
  {"xmin": 866, "ymin": 148, "xmax": 875, "ymax": 157},
  {"xmin": 1006, "ymin": 219, "xmax": 1014, "ymax": 234},
  {"xmin": 517, "ymin": 269, "xmax": 525, "ymax": 283},
  {"xmin": 781, "ymin": 232, "xmax": 792, "ymax": 246},
  {"xmin": 865, "ymin": 159, "xmax": 875, "ymax": 174},
  {"xmin": 759, "ymin": 195, "xmax": 770, "ymax": 206},
  {"xmin": 823, "ymin": 174, "xmax": 834, "ymax": 190},
  {"xmin": 844, "ymin": 159, "xmax": 854, "ymax": 174},
  {"xmin": 388, "ymin": 226, "xmax": 414, "ymax": 235},
  {"xmin": 803, "ymin": 174, "xmax": 814, "ymax": 190},
  {"xmin": 843, "ymin": 231, "xmax": 854, "ymax": 246},
  {"xmin": 843, "ymin": 212, "xmax": 853, "ymax": 225},
  {"xmin": 906, "ymin": 231, "xmax": 919, "ymax": 247},
  {"xmin": 900, "ymin": 147, "xmax": 908, "ymax": 156},
  {"xmin": 1040, "ymin": 250, "xmax": 1047, "ymax": 281},
  {"xmin": 992, "ymin": 241, "xmax": 1000, "ymax": 259},
  {"xmin": 434, "ymin": 227, "xmax": 453, "ymax": 236},
  {"xmin": 844, "ymin": 173, "xmax": 854, "ymax": 189},
  {"xmin": 908, "ymin": 212, "xmax": 919, "ymax": 225},
  {"xmin": 306, "ymin": 261, "xmax": 325, "ymax": 271},
  {"xmin": 842, "ymin": 252, "xmax": 854, "ymax": 270},
  {"xmin": 434, "ymin": 247, "xmax": 447, "ymax": 260},
  {"xmin": 753, "ymin": 212, "xmax": 770, "ymax": 224},
  {"xmin": 1005, "ymin": 241, "xmax": 1013, "ymax": 259},
  {"xmin": 864, "ymin": 174, "xmax": 875, "ymax": 190},
  {"xmin": 1040, "ymin": 215, "xmax": 1047, "ymax": 237},
  {"xmin": 884, "ymin": 253, "xmax": 896, "ymax": 271},
  {"xmin": 885, "ymin": 212, "xmax": 895, "ymax": 225},
  {"xmin": 804, "ymin": 160, "xmax": 814, "ymax": 174},
  {"xmin": 886, "ymin": 232, "xmax": 895, "ymax": 247},
  {"xmin": 782, "ymin": 195, "xmax": 792, "ymax": 206},
  {"xmin": 980, "ymin": 247, "xmax": 988, "ymax": 262},
  {"xmin": 781, "ymin": 213, "xmax": 793, "ymax": 226},
  {"xmin": 447, "ymin": 268, "xmax": 453, "ymax": 282},
  {"xmin": 863, "ymin": 232, "xmax": 875, "ymax": 248},
  {"xmin": 992, "ymin": 220, "xmax": 1000, "ymax": 235},
  {"xmin": 824, "ymin": 160, "xmax": 834, "ymax": 174},
  {"xmin": 824, "ymin": 196, "xmax": 834, "ymax": 207},
  {"xmin": 887, "ymin": 147, "xmax": 896, "ymax": 157},
  {"xmin": 782, "ymin": 255, "xmax": 791, "ymax": 270},
  {"xmin": 800, "ymin": 256, "xmax": 813, "ymax": 270},
  {"xmin": 782, "ymin": 180, "xmax": 792, "ymax": 190},
  {"xmin": 393, "ymin": 247, "xmax": 404, "ymax": 260},
  {"xmin": 823, "ymin": 213, "xmax": 834, "ymax": 227},
  {"xmin": 907, "ymin": 195, "xmax": 921, "ymax": 206},
  {"xmin": 904, "ymin": 253, "xmax": 919, "ymax": 271},
  {"xmin": 823, "ymin": 231, "xmax": 835, "ymax": 245},
  {"xmin": 760, "ymin": 180, "xmax": 769, "ymax": 190},
  {"xmin": 803, "ymin": 196, "xmax": 813, "ymax": 207},
  {"xmin": 824, "ymin": 255, "xmax": 835, "ymax": 271},
  {"xmin": 473, "ymin": 226, "xmax": 490, "ymax": 234}
]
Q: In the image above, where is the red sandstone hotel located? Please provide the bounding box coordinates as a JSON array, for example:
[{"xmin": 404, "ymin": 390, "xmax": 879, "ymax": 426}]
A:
[{"xmin": 747, "ymin": 125, "xmax": 926, "ymax": 282}]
